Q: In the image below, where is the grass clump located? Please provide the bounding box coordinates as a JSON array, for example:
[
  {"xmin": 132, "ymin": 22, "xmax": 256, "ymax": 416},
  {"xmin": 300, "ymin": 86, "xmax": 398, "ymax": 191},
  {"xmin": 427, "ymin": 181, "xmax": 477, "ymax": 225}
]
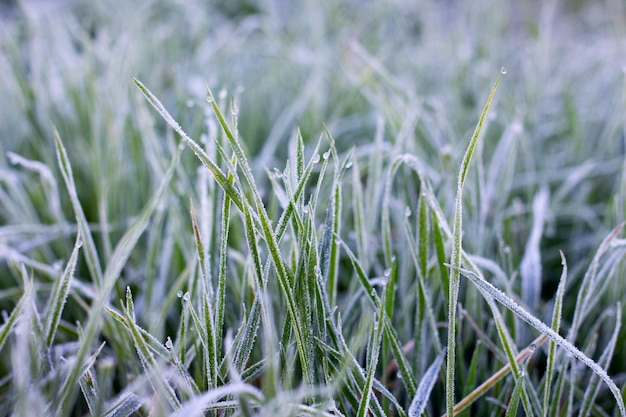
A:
[{"xmin": 1, "ymin": 0, "xmax": 626, "ymax": 416}]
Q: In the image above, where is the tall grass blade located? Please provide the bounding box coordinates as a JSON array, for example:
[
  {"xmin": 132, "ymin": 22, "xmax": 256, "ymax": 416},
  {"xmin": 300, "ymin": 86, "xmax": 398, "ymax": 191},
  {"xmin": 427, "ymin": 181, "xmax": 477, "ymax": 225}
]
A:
[
  {"xmin": 542, "ymin": 251, "xmax": 567, "ymax": 417},
  {"xmin": 356, "ymin": 282, "xmax": 387, "ymax": 417},
  {"xmin": 403, "ymin": 211, "xmax": 442, "ymax": 352},
  {"xmin": 324, "ymin": 145, "xmax": 344, "ymax": 307},
  {"xmin": 446, "ymin": 70, "xmax": 502, "ymax": 417},
  {"xmin": 409, "ymin": 348, "xmax": 446, "ymax": 417},
  {"xmin": 44, "ymin": 233, "xmax": 82, "ymax": 347},
  {"xmin": 505, "ymin": 369, "xmax": 527, "ymax": 417},
  {"xmin": 123, "ymin": 287, "xmax": 181, "ymax": 410},
  {"xmin": 0, "ymin": 282, "xmax": 26, "ymax": 353},
  {"xmin": 215, "ymin": 156, "xmax": 236, "ymax": 360},
  {"xmin": 53, "ymin": 125, "xmax": 103, "ymax": 286}
]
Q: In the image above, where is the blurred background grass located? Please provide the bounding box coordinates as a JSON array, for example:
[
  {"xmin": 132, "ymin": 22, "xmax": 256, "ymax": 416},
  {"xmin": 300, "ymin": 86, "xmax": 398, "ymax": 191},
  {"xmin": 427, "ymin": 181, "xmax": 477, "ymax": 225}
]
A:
[{"xmin": 2, "ymin": 0, "xmax": 624, "ymax": 287}]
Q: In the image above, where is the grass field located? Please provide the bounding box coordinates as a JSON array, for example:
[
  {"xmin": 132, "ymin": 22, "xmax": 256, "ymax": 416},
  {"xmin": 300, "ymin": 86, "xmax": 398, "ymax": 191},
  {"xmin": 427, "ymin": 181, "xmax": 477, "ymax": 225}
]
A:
[{"xmin": 1, "ymin": 0, "xmax": 626, "ymax": 416}]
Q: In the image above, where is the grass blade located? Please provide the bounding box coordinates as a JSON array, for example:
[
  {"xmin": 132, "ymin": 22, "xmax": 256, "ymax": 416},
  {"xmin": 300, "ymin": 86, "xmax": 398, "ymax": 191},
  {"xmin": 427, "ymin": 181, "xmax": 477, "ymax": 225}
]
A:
[
  {"xmin": 505, "ymin": 369, "xmax": 527, "ymax": 417},
  {"xmin": 215, "ymin": 156, "xmax": 236, "ymax": 360},
  {"xmin": 53, "ymin": 125, "xmax": 103, "ymax": 286},
  {"xmin": 446, "ymin": 69, "xmax": 503, "ymax": 417},
  {"xmin": 409, "ymin": 348, "xmax": 446, "ymax": 417},
  {"xmin": 0, "ymin": 283, "xmax": 26, "ymax": 353},
  {"xmin": 542, "ymin": 250, "xmax": 568, "ymax": 417},
  {"xmin": 123, "ymin": 287, "xmax": 181, "ymax": 410},
  {"xmin": 44, "ymin": 233, "xmax": 82, "ymax": 347},
  {"xmin": 356, "ymin": 282, "xmax": 387, "ymax": 417}
]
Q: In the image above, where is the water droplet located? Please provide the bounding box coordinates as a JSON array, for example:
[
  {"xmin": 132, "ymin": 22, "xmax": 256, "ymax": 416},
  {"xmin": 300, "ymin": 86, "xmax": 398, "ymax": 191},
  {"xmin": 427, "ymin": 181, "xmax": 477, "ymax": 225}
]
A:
[
  {"xmin": 52, "ymin": 260, "xmax": 63, "ymax": 271},
  {"xmin": 345, "ymin": 161, "xmax": 353, "ymax": 169},
  {"xmin": 302, "ymin": 204, "xmax": 309, "ymax": 214},
  {"xmin": 528, "ymin": 343, "xmax": 537, "ymax": 353},
  {"xmin": 218, "ymin": 89, "xmax": 227, "ymax": 100},
  {"xmin": 396, "ymin": 372, "xmax": 403, "ymax": 380},
  {"xmin": 312, "ymin": 154, "xmax": 321, "ymax": 163},
  {"xmin": 405, "ymin": 207, "xmax": 412, "ymax": 217},
  {"xmin": 322, "ymin": 151, "xmax": 331, "ymax": 160},
  {"xmin": 177, "ymin": 290, "xmax": 183, "ymax": 298},
  {"xmin": 383, "ymin": 268, "xmax": 392, "ymax": 278},
  {"xmin": 183, "ymin": 292, "xmax": 190, "ymax": 301},
  {"xmin": 334, "ymin": 238, "xmax": 342, "ymax": 244},
  {"xmin": 165, "ymin": 337, "xmax": 174, "ymax": 350},
  {"xmin": 501, "ymin": 67, "xmax": 507, "ymax": 75}
]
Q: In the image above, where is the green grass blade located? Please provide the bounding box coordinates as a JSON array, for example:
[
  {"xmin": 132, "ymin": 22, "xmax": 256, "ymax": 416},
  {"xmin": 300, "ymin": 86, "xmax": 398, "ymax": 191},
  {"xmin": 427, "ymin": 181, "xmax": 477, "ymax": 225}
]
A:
[
  {"xmin": 53, "ymin": 125, "xmax": 103, "ymax": 286},
  {"xmin": 432, "ymin": 210, "xmax": 449, "ymax": 295},
  {"xmin": 543, "ymin": 251, "xmax": 568, "ymax": 417},
  {"xmin": 274, "ymin": 138, "xmax": 321, "ymax": 242},
  {"xmin": 105, "ymin": 306, "xmax": 170, "ymax": 360},
  {"xmin": 0, "ymin": 282, "xmax": 26, "ymax": 353},
  {"xmin": 356, "ymin": 282, "xmax": 387, "ymax": 417},
  {"xmin": 78, "ymin": 369, "xmax": 99, "ymax": 415},
  {"xmin": 505, "ymin": 369, "xmax": 527, "ymax": 417},
  {"xmin": 318, "ymin": 128, "xmax": 348, "ymax": 307},
  {"xmin": 123, "ymin": 287, "xmax": 181, "ymax": 410},
  {"xmin": 446, "ymin": 70, "xmax": 503, "ymax": 417},
  {"xmin": 403, "ymin": 211, "xmax": 442, "ymax": 352},
  {"xmin": 45, "ymin": 233, "xmax": 82, "ymax": 347},
  {"xmin": 350, "ymin": 153, "xmax": 368, "ymax": 272},
  {"xmin": 215, "ymin": 156, "xmax": 236, "ymax": 360},
  {"xmin": 418, "ymin": 192, "xmax": 428, "ymax": 280}
]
